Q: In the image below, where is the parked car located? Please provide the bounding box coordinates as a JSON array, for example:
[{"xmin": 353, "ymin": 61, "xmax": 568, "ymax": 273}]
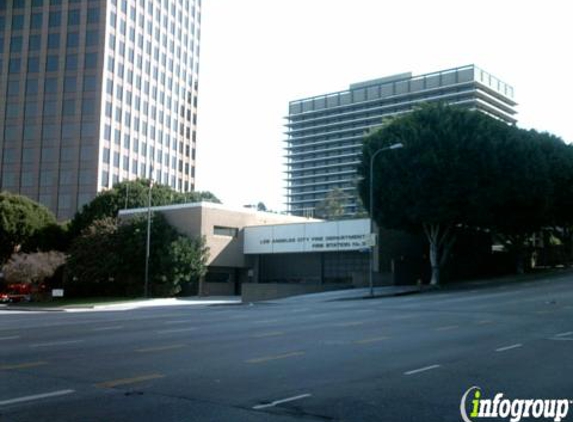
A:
[{"xmin": 0, "ymin": 283, "xmax": 33, "ymax": 303}]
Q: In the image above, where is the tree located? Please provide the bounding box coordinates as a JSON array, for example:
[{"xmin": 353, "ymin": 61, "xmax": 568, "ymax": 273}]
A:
[
  {"xmin": 315, "ymin": 188, "xmax": 348, "ymax": 220},
  {"xmin": 68, "ymin": 179, "xmax": 220, "ymax": 239},
  {"xmin": 0, "ymin": 192, "xmax": 57, "ymax": 264},
  {"xmin": 358, "ymin": 103, "xmax": 561, "ymax": 285},
  {"xmin": 67, "ymin": 214, "xmax": 209, "ymax": 297},
  {"xmin": 65, "ymin": 218, "xmax": 121, "ymax": 295},
  {"xmin": 3, "ymin": 251, "xmax": 67, "ymax": 295}
]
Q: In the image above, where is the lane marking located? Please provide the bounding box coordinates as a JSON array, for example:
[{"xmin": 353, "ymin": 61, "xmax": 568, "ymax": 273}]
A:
[
  {"xmin": 0, "ymin": 361, "xmax": 48, "ymax": 371},
  {"xmin": 246, "ymin": 351, "xmax": 305, "ymax": 364},
  {"xmin": 0, "ymin": 336, "xmax": 21, "ymax": 341},
  {"xmin": 549, "ymin": 337, "xmax": 573, "ymax": 341},
  {"xmin": 156, "ymin": 327, "xmax": 197, "ymax": 334},
  {"xmin": 135, "ymin": 344, "xmax": 186, "ymax": 353},
  {"xmin": 536, "ymin": 310, "xmax": 552, "ymax": 315},
  {"xmin": 435, "ymin": 325, "xmax": 459, "ymax": 331},
  {"xmin": 92, "ymin": 325, "xmax": 123, "ymax": 332},
  {"xmin": 495, "ymin": 343, "xmax": 523, "ymax": 352},
  {"xmin": 354, "ymin": 336, "xmax": 389, "ymax": 345},
  {"xmin": 251, "ymin": 331, "xmax": 284, "ymax": 338},
  {"xmin": 96, "ymin": 373, "xmax": 165, "ymax": 388},
  {"xmin": 0, "ymin": 389, "xmax": 75, "ymax": 407},
  {"xmin": 30, "ymin": 340, "xmax": 84, "ymax": 348},
  {"xmin": 332, "ymin": 321, "xmax": 365, "ymax": 327},
  {"xmin": 252, "ymin": 319, "xmax": 280, "ymax": 325},
  {"xmin": 555, "ymin": 331, "xmax": 573, "ymax": 337},
  {"xmin": 253, "ymin": 393, "xmax": 312, "ymax": 410},
  {"xmin": 476, "ymin": 320, "xmax": 494, "ymax": 325},
  {"xmin": 163, "ymin": 320, "xmax": 191, "ymax": 325},
  {"xmin": 404, "ymin": 364, "xmax": 441, "ymax": 376}
]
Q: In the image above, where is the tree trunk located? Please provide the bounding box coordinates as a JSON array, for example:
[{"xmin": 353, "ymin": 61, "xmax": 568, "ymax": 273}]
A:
[
  {"xmin": 423, "ymin": 223, "xmax": 456, "ymax": 286},
  {"xmin": 429, "ymin": 241, "xmax": 440, "ymax": 285}
]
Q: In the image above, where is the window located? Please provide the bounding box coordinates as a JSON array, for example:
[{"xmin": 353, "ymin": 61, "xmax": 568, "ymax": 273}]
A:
[
  {"xmin": 31, "ymin": 13, "xmax": 43, "ymax": 29},
  {"xmin": 82, "ymin": 99, "xmax": 96, "ymax": 116},
  {"xmin": 28, "ymin": 57, "xmax": 40, "ymax": 73},
  {"xmin": 45, "ymin": 77, "xmax": 58, "ymax": 93},
  {"xmin": 85, "ymin": 52, "xmax": 98, "ymax": 69},
  {"xmin": 214, "ymin": 226, "xmax": 238, "ymax": 237},
  {"xmin": 68, "ymin": 9, "xmax": 81, "ymax": 26},
  {"xmin": 9, "ymin": 59, "xmax": 21, "ymax": 74},
  {"xmin": 8, "ymin": 38, "xmax": 22, "ymax": 55},
  {"xmin": 46, "ymin": 56, "xmax": 59, "ymax": 72},
  {"xmin": 87, "ymin": 8, "xmax": 99, "ymax": 24},
  {"xmin": 49, "ymin": 12, "xmax": 61, "ymax": 28},
  {"xmin": 67, "ymin": 32, "xmax": 79, "ymax": 48},
  {"xmin": 66, "ymin": 54, "xmax": 78, "ymax": 70},
  {"xmin": 29, "ymin": 35, "xmax": 42, "ymax": 51},
  {"xmin": 83, "ymin": 75, "xmax": 97, "ymax": 91},
  {"xmin": 12, "ymin": 15, "xmax": 25, "ymax": 30},
  {"xmin": 86, "ymin": 30, "xmax": 99, "ymax": 47},
  {"xmin": 62, "ymin": 100, "xmax": 76, "ymax": 116},
  {"xmin": 26, "ymin": 79, "xmax": 39, "ymax": 95},
  {"xmin": 64, "ymin": 76, "xmax": 77, "ymax": 92},
  {"xmin": 48, "ymin": 33, "xmax": 60, "ymax": 49}
]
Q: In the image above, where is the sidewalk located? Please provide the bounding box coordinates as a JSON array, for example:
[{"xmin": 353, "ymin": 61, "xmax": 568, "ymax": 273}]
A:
[
  {"xmin": 1, "ymin": 296, "xmax": 241, "ymax": 313},
  {"xmin": 268, "ymin": 285, "xmax": 422, "ymax": 304}
]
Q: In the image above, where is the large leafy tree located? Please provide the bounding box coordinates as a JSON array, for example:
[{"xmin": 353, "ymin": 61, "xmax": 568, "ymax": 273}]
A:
[
  {"xmin": 358, "ymin": 103, "xmax": 563, "ymax": 284},
  {"xmin": 67, "ymin": 214, "xmax": 209, "ymax": 297},
  {"xmin": 0, "ymin": 192, "xmax": 58, "ymax": 263},
  {"xmin": 68, "ymin": 179, "xmax": 220, "ymax": 239}
]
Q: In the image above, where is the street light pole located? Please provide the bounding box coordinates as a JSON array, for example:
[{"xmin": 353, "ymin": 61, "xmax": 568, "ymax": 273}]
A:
[
  {"xmin": 369, "ymin": 143, "xmax": 404, "ymax": 297},
  {"xmin": 144, "ymin": 178, "xmax": 153, "ymax": 298}
]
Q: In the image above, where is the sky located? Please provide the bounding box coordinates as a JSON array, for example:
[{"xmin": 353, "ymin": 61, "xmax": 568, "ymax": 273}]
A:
[{"xmin": 195, "ymin": 0, "xmax": 573, "ymax": 212}]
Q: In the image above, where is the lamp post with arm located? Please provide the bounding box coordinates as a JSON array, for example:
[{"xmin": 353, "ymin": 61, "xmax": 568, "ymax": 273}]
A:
[{"xmin": 369, "ymin": 143, "xmax": 404, "ymax": 297}]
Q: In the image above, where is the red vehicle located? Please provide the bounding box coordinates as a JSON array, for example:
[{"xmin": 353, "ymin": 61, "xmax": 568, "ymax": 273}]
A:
[{"xmin": 0, "ymin": 283, "xmax": 33, "ymax": 303}]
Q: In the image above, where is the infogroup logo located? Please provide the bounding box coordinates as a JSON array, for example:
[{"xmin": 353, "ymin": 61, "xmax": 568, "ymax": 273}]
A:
[{"xmin": 460, "ymin": 386, "xmax": 571, "ymax": 422}]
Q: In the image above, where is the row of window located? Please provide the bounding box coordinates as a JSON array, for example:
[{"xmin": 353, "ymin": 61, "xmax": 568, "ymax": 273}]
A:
[
  {"xmin": 100, "ymin": 169, "xmax": 192, "ymax": 191},
  {"xmin": 4, "ymin": 120, "xmax": 98, "ymax": 141},
  {"xmin": 1, "ymin": 0, "xmax": 98, "ymax": 10},
  {"xmin": 1, "ymin": 30, "xmax": 99, "ymax": 57},
  {"xmin": 6, "ymin": 52, "xmax": 98, "ymax": 74},
  {"xmin": 3, "ymin": 8, "xmax": 99, "ymax": 32}
]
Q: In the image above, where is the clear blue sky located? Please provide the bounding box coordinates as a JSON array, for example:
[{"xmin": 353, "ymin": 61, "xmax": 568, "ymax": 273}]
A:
[{"xmin": 196, "ymin": 0, "xmax": 573, "ymax": 211}]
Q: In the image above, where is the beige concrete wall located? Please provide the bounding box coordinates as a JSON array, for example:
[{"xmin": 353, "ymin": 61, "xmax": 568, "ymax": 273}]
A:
[
  {"xmin": 199, "ymin": 204, "xmax": 315, "ymax": 268},
  {"xmin": 119, "ymin": 202, "xmax": 315, "ymax": 268}
]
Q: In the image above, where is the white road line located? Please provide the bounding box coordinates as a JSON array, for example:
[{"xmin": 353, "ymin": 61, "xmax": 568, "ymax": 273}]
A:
[
  {"xmin": 156, "ymin": 327, "xmax": 197, "ymax": 334},
  {"xmin": 0, "ymin": 336, "xmax": 20, "ymax": 341},
  {"xmin": 92, "ymin": 325, "xmax": 123, "ymax": 332},
  {"xmin": 495, "ymin": 343, "xmax": 523, "ymax": 352},
  {"xmin": 0, "ymin": 389, "xmax": 75, "ymax": 406},
  {"xmin": 30, "ymin": 340, "xmax": 84, "ymax": 348},
  {"xmin": 550, "ymin": 338, "xmax": 573, "ymax": 341},
  {"xmin": 404, "ymin": 364, "xmax": 441, "ymax": 376},
  {"xmin": 555, "ymin": 331, "xmax": 573, "ymax": 337},
  {"xmin": 163, "ymin": 320, "xmax": 191, "ymax": 325},
  {"xmin": 252, "ymin": 319, "xmax": 279, "ymax": 325},
  {"xmin": 252, "ymin": 393, "xmax": 312, "ymax": 410}
]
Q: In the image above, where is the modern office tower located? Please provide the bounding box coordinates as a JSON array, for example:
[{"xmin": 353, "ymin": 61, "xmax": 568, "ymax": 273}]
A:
[
  {"xmin": 0, "ymin": 0, "xmax": 201, "ymax": 219},
  {"xmin": 285, "ymin": 65, "xmax": 518, "ymax": 217}
]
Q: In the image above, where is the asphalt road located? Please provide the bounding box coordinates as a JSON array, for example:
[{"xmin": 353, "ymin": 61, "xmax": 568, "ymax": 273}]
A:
[{"xmin": 1, "ymin": 274, "xmax": 573, "ymax": 422}]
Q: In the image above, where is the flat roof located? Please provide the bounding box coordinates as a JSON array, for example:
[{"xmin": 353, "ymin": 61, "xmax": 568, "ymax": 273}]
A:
[{"xmin": 118, "ymin": 201, "xmax": 318, "ymax": 223}]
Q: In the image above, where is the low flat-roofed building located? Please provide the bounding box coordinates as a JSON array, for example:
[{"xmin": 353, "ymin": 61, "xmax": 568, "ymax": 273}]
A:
[{"xmin": 119, "ymin": 202, "xmax": 380, "ymax": 301}]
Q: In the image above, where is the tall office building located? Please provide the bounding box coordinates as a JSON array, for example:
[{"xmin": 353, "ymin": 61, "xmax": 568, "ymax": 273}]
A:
[
  {"xmin": 0, "ymin": 0, "xmax": 201, "ymax": 219},
  {"xmin": 285, "ymin": 65, "xmax": 517, "ymax": 217}
]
